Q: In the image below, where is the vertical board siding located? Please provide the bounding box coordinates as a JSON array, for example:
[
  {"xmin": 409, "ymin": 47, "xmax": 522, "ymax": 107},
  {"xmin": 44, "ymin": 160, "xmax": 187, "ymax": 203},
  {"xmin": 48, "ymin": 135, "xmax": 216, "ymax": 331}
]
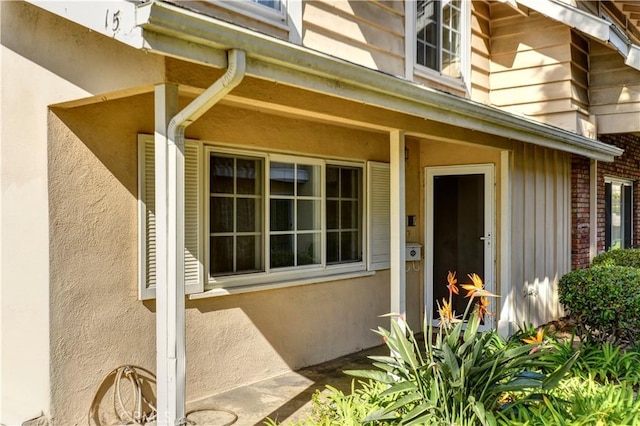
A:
[
  {"xmin": 471, "ymin": 1, "xmax": 491, "ymax": 103},
  {"xmin": 302, "ymin": 0, "xmax": 405, "ymax": 77},
  {"xmin": 511, "ymin": 144, "xmax": 570, "ymax": 326}
]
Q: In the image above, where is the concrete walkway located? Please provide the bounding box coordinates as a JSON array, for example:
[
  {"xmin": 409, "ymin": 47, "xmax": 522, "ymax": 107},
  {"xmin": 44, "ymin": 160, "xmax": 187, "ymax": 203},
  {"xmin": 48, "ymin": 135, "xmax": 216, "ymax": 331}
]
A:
[{"xmin": 183, "ymin": 345, "xmax": 387, "ymax": 426}]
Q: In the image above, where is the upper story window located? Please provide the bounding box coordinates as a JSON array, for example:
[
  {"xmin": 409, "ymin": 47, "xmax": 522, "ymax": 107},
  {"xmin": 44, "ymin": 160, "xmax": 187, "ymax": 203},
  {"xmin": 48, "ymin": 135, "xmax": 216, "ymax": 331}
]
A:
[
  {"xmin": 407, "ymin": 0, "xmax": 469, "ymax": 91},
  {"xmin": 416, "ymin": 0, "xmax": 462, "ymax": 78},
  {"xmin": 219, "ymin": 0, "xmax": 286, "ymax": 23},
  {"xmin": 252, "ymin": 0, "xmax": 282, "ymax": 11}
]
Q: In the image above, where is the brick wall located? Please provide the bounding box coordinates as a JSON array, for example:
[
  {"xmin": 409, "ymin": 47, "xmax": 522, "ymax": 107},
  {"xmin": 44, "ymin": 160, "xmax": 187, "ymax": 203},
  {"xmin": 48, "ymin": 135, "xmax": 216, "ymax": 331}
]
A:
[
  {"xmin": 597, "ymin": 134, "xmax": 640, "ymax": 251},
  {"xmin": 571, "ymin": 133, "xmax": 640, "ymax": 268},
  {"xmin": 571, "ymin": 155, "xmax": 591, "ymax": 269}
]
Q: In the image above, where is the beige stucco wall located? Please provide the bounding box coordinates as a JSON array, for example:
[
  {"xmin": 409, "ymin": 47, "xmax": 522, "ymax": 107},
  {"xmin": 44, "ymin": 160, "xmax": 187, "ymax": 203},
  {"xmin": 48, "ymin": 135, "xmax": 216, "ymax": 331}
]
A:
[
  {"xmin": 48, "ymin": 92, "xmax": 394, "ymax": 424},
  {"xmin": 1, "ymin": 2, "xmax": 164, "ymax": 424}
]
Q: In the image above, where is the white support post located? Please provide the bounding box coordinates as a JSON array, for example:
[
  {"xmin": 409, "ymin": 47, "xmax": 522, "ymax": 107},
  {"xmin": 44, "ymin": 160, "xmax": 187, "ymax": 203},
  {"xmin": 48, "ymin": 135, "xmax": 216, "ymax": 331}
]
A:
[
  {"xmin": 390, "ymin": 130, "xmax": 406, "ymax": 324},
  {"xmin": 589, "ymin": 159, "xmax": 598, "ymax": 261},
  {"xmin": 155, "ymin": 83, "xmax": 185, "ymax": 426},
  {"xmin": 498, "ymin": 150, "xmax": 513, "ymax": 338}
]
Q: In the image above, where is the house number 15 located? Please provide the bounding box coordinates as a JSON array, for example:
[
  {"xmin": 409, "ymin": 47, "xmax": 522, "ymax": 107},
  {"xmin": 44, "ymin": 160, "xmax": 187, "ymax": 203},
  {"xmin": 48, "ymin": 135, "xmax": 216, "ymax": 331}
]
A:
[{"xmin": 105, "ymin": 9, "xmax": 121, "ymax": 33}]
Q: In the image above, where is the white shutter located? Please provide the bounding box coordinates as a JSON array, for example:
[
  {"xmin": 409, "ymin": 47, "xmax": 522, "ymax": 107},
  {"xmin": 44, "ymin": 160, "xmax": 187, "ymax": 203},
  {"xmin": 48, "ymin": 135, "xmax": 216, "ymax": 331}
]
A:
[
  {"xmin": 367, "ymin": 161, "xmax": 391, "ymax": 270},
  {"xmin": 138, "ymin": 135, "xmax": 203, "ymax": 300}
]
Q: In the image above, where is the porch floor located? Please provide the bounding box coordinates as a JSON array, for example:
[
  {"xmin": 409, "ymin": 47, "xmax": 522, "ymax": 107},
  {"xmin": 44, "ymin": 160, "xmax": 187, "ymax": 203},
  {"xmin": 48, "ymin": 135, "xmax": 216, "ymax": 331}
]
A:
[{"xmin": 183, "ymin": 344, "xmax": 387, "ymax": 426}]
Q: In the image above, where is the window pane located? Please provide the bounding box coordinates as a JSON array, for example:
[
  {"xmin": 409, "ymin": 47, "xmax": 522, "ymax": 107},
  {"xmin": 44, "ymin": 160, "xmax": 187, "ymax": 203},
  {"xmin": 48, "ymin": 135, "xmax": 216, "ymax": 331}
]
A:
[
  {"xmin": 237, "ymin": 235, "xmax": 259, "ymax": 272},
  {"xmin": 211, "ymin": 156, "xmax": 234, "ymax": 194},
  {"xmin": 270, "ymin": 162, "xmax": 295, "ymax": 195},
  {"xmin": 209, "ymin": 153, "xmax": 264, "ymax": 277},
  {"xmin": 298, "ymin": 200, "xmax": 320, "ymax": 231},
  {"xmin": 211, "ymin": 197, "xmax": 233, "ymax": 233},
  {"xmin": 341, "ymin": 200, "xmax": 358, "ymax": 229},
  {"xmin": 327, "ymin": 200, "xmax": 339, "ymax": 229},
  {"xmin": 341, "ymin": 168, "xmax": 359, "ymax": 198},
  {"xmin": 297, "ymin": 164, "xmax": 320, "ymax": 197},
  {"xmin": 327, "ymin": 232, "xmax": 339, "ymax": 263},
  {"xmin": 237, "ymin": 158, "xmax": 262, "ymax": 195},
  {"xmin": 237, "ymin": 198, "xmax": 259, "ymax": 233},
  {"xmin": 326, "ymin": 165, "xmax": 363, "ymax": 265},
  {"xmin": 270, "ymin": 199, "xmax": 293, "ymax": 231},
  {"xmin": 271, "ymin": 234, "xmax": 294, "ymax": 268},
  {"xmin": 326, "ymin": 166, "xmax": 339, "ymax": 198},
  {"xmin": 298, "ymin": 233, "xmax": 321, "ymax": 266},
  {"xmin": 611, "ymin": 184, "xmax": 622, "ymax": 249},
  {"xmin": 211, "ymin": 236, "xmax": 233, "ymax": 275},
  {"xmin": 341, "ymin": 231, "xmax": 361, "ymax": 262},
  {"xmin": 255, "ymin": 0, "xmax": 281, "ymax": 10},
  {"xmin": 416, "ymin": 0, "xmax": 439, "ymax": 70}
]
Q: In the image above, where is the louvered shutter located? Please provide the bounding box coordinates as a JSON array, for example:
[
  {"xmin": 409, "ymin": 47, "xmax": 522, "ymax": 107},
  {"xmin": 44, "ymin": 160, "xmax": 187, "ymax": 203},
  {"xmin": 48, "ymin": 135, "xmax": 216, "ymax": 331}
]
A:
[
  {"xmin": 138, "ymin": 135, "xmax": 203, "ymax": 300},
  {"xmin": 367, "ymin": 161, "xmax": 391, "ymax": 270}
]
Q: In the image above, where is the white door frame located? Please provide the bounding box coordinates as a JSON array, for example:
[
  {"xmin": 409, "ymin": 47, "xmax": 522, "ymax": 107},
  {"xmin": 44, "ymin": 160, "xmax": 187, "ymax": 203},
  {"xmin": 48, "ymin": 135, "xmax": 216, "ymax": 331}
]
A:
[{"xmin": 425, "ymin": 164, "xmax": 495, "ymax": 329}]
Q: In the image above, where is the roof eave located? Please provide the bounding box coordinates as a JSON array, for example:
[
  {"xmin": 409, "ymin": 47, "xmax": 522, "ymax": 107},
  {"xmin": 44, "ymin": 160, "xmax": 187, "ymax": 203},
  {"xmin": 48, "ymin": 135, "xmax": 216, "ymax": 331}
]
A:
[{"xmin": 136, "ymin": 1, "xmax": 622, "ymax": 162}]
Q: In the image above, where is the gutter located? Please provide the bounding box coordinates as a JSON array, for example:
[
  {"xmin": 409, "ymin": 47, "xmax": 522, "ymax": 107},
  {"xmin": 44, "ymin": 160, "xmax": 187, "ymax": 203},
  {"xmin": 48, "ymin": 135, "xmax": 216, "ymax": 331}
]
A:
[
  {"xmin": 137, "ymin": 1, "xmax": 622, "ymax": 162},
  {"xmin": 156, "ymin": 48, "xmax": 245, "ymax": 426}
]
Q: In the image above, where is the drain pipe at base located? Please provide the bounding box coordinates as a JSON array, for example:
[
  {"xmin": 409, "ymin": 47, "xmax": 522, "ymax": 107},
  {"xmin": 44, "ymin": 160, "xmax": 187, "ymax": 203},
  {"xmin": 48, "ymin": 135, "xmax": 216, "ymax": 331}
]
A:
[{"xmin": 155, "ymin": 49, "xmax": 246, "ymax": 426}]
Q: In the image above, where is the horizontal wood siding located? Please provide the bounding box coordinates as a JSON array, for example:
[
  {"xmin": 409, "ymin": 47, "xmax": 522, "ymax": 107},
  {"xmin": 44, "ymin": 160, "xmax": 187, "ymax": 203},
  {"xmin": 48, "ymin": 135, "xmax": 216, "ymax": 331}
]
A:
[
  {"xmin": 511, "ymin": 143, "xmax": 570, "ymax": 327},
  {"xmin": 471, "ymin": 1, "xmax": 491, "ymax": 104},
  {"xmin": 490, "ymin": 3, "xmax": 586, "ymax": 132},
  {"xmin": 590, "ymin": 40, "xmax": 640, "ymax": 133},
  {"xmin": 302, "ymin": 0, "xmax": 405, "ymax": 77}
]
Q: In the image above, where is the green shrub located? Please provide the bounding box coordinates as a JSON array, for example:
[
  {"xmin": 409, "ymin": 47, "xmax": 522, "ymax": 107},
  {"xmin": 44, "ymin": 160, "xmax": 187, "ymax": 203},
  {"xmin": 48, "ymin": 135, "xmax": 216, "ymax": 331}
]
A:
[
  {"xmin": 559, "ymin": 265, "xmax": 640, "ymax": 345},
  {"xmin": 592, "ymin": 248, "xmax": 640, "ymax": 268},
  {"xmin": 497, "ymin": 377, "xmax": 640, "ymax": 425}
]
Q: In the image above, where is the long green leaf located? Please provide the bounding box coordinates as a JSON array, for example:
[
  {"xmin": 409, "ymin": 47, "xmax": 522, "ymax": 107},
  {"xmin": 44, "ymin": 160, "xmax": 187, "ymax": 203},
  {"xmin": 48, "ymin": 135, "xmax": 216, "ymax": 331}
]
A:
[
  {"xmin": 490, "ymin": 376, "xmax": 544, "ymax": 392},
  {"xmin": 400, "ymin": 403, "xmax": 431, "ymax": 425},
  {"xmin": 390, "ymin": 320, "xmax": 420, "ymax": 372},
  {"xmin": 344, "ymin": 369, "xmax": 394, "ymax": 383},
  {"xmin": 362, "ymin": 408, "xmax": 399, "ymax": 423},
  {"xmin": 542, "ymin": 351, "xmax": 580, "ymax": 390},
  {"xmin": 379, "ymin": 380, "xmax": 418, "ymax": 397},
  {"xmin": 383, "ymin": 391, "xmax": 423, "ymax": 414}
]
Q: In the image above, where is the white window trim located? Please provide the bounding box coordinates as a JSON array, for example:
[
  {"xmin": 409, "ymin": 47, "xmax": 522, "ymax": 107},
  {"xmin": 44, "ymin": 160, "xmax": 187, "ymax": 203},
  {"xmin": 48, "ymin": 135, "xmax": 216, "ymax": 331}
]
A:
[
  {"xmin": 604, "ymin": 176, "xmax": 634, "ymax": 250},
  {"xmin": 214, "ymin": 0, "xmax": 290, "ymax": 32},
  {"xmin": 139, "ymin": 136, "xmax": 390, "ymax": 299},
  {"xmin": 405, "ymin": 0, "xmax": 471, "ymax": 94},
  {"xmin": 204, "ymin": 146, "xmax": 368, "ymax": 291}
]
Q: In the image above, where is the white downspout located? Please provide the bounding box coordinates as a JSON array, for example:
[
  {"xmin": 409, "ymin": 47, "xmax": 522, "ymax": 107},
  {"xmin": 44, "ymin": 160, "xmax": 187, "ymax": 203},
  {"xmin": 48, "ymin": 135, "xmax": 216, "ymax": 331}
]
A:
[{"xmin": 156, "ymin": 49, "xmax": 246, "ymax": 426}]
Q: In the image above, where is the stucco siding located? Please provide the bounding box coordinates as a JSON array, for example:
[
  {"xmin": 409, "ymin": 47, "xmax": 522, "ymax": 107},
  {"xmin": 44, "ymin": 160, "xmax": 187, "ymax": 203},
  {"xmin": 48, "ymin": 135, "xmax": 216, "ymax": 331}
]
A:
[
  {"xmin": 48, "ymin": 92, "xmax": 393, "ymax": 424},
  {"xmin": 1, "ymin": 2, "xmax": 164, "ymax": 424}
]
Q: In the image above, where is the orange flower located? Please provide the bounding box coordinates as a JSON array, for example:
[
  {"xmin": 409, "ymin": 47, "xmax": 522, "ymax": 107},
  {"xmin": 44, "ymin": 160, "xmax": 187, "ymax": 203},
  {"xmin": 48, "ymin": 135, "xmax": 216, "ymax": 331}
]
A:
[
  {"xmin": 477, "ymin": 297, "xmax": 493, "ymax": 321},
  {"xmin": 447, "ymin": 271, "xmax": 459, "ymax": 295},
  {"xmin": 522, "ymin": 329, "xmax": 545, "ymax": 345},
  {"xmin": 461, "ymin": 273, "xmax": 498, "ymax": 298},
  {"xmin": 461, "ymin": 273, "xmax": 485, "ymax": 298},
  {"xmin": 438, "ymin": 298, "xmax": 454, "ymax": 323}
]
